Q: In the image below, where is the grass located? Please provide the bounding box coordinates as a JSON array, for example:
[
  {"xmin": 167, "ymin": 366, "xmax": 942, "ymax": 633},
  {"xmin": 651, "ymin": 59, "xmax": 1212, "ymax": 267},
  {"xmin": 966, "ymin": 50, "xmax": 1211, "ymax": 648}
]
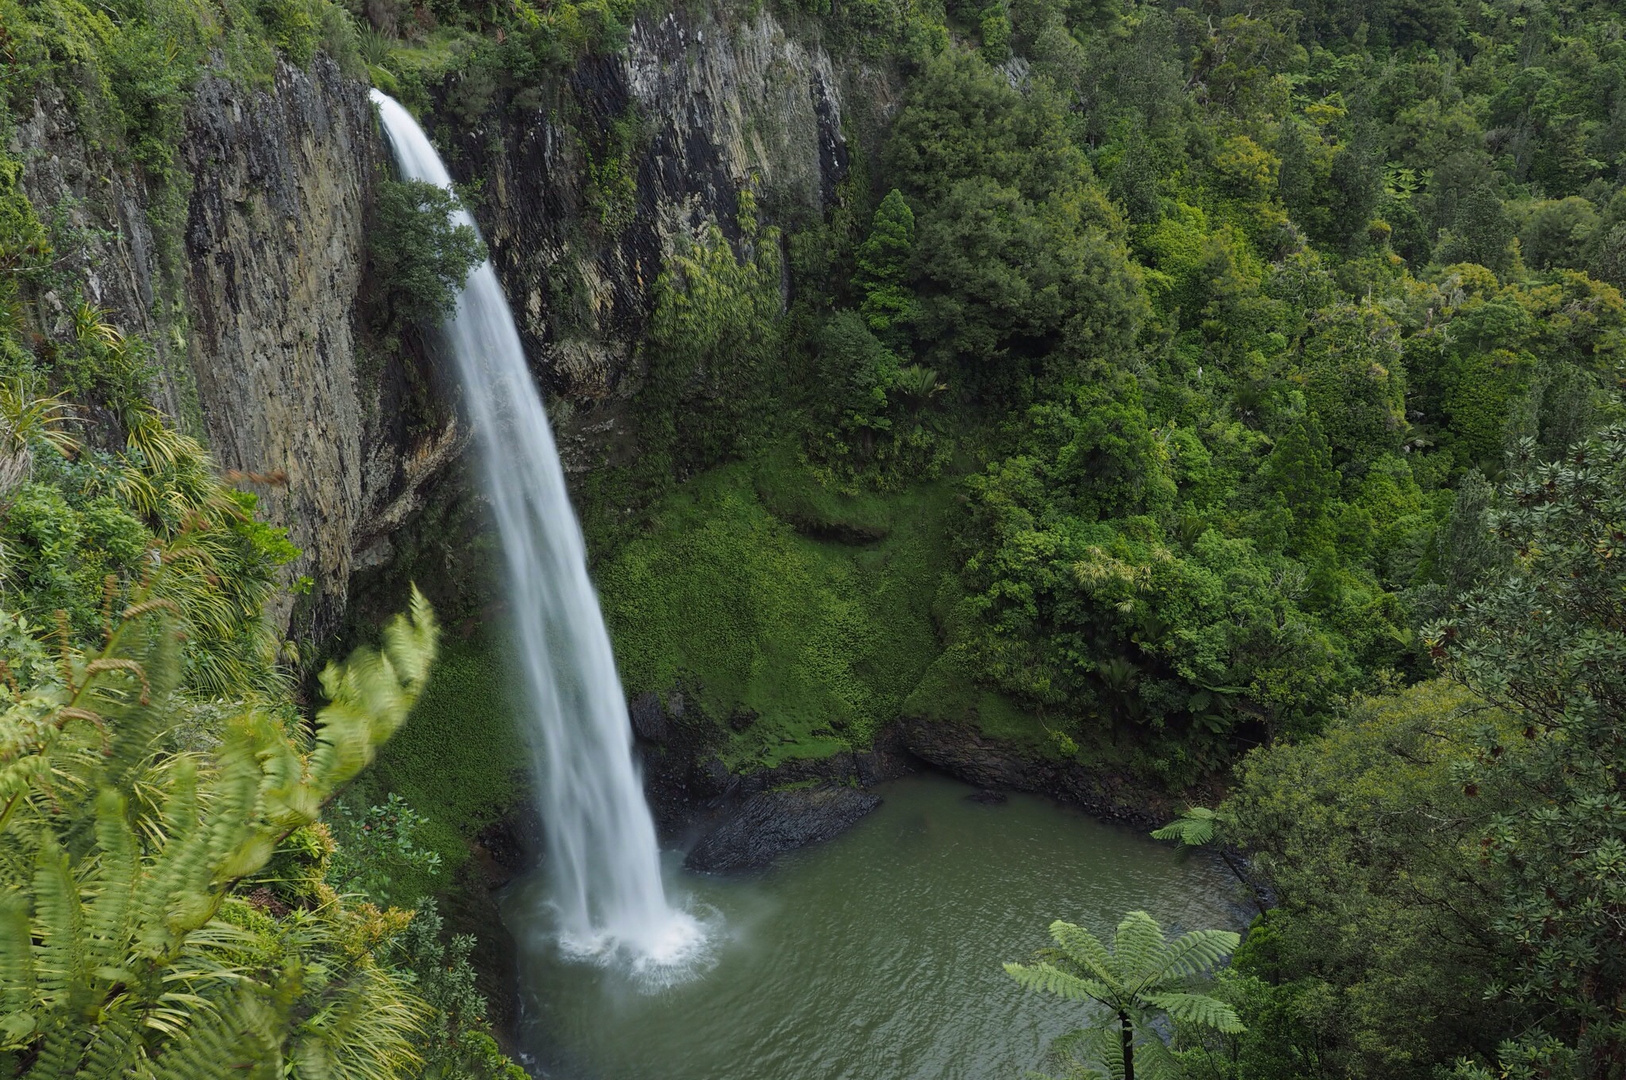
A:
[
  {"xmin": 349, "ymin": 633, "xmax": 528, "ymax": 893},
  {"xmin": 901, "ymin": 647, "xmax": 1053, "ymax": 750},
  {"xmin": 751, "ymin": 441, "xmax": 900, "ymax": 542},
  {"xmin": 596, "ymin": 448, "xmax": 957, "ymax": 770}
]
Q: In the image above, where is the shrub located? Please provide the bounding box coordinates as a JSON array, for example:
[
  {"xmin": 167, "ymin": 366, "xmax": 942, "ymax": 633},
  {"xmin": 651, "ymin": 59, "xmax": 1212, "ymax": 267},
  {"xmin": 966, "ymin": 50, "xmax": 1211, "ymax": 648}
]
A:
[{"xmin": 368, "ymin": 179, "xmax": 484, "ymax": 343}]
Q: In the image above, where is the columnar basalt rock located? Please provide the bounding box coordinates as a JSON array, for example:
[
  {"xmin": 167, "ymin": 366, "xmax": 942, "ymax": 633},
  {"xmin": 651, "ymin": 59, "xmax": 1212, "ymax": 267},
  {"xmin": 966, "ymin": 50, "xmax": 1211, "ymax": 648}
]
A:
[
  {"xmin": 14, "ymin": 55, "xmax": 463, "ymax": 642},
  {"xmin": 439, "ymin": 7, "xmax": 883, "ymax": 474}
]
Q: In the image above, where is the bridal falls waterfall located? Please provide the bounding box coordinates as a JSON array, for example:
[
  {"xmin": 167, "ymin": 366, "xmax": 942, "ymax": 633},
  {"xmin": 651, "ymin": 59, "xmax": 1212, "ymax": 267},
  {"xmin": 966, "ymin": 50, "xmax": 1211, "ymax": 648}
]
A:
[{"xmin": 371, "ymin": 91, "xmax": 700, "ymax": 966}]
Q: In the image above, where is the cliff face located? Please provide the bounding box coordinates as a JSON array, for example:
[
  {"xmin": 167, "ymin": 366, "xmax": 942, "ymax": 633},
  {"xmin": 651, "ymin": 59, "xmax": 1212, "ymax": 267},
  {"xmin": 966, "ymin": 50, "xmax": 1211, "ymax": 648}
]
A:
[
  {"xmin": 438, "ymin": 7, "xmax": 892, "ymax": 473},
  {"xmin": 14, "ymin": 55, "xmax": 459, "ymax": 640},
  {"xmin": 14, "ymin": 9, "xmax": 887, "ymax": 637}
]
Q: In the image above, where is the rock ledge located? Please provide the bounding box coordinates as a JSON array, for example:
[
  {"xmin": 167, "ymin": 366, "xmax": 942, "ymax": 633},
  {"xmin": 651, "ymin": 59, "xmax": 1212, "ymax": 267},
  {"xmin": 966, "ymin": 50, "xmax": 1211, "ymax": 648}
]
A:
[{"xmin": 684, "ymin": 785, "xmax": 881, "ymax": 872}]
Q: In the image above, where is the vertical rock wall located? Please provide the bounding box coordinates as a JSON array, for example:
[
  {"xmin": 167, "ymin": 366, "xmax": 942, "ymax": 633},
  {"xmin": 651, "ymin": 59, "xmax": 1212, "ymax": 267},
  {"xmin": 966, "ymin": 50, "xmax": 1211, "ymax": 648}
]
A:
[
  {"xmin": 15, "ymin": 55, "xmax": 461, "ymax": 641},
  {"xmin": 437, "ymin": 7, "xmax": 894, "ymax": 473},
  {"xmin": 13, "ymin": 9, "xmax": 893, "ymax": 640}
]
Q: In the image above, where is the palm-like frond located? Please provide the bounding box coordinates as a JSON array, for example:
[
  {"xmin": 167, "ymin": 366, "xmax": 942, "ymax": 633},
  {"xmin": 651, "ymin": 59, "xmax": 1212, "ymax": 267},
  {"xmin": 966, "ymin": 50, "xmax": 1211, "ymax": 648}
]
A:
[
  {"xmin": 1127, "ymin": 1022, "xmax": 1184, "ymax": 1080},
  {"xmin": 1043, "ymin": 1026, "xmax": 1122, "ymax": 1080},
  {"xmin": 1142, "ymin": 991, "xmax": 1245, "ymax": 1033},
  {"xmin": 1008, "ymin": 909, "xmax": 1243, "ymax": 1080},
  {"xmin": 0, "ymin": 592, "xmax": 440, "ymax": 1078},
  {"xmin": 1149, "ymin": 806, "xmax": 1217, "ymax": 847},
  {"xmin": 1004, "ymin": 961, "xmax": 1113, "ymax": 1005},
  {"xmin": 1048, "ymin": 920, "xmax": 1120, "ymax": 987},
  {"xmin": 1112, "ymin": 911, "xmax": 1169, "ymax": 987},
  {"xmin": 1152, "ymin": 928, "xmax": 1242, "ymax": 981}
]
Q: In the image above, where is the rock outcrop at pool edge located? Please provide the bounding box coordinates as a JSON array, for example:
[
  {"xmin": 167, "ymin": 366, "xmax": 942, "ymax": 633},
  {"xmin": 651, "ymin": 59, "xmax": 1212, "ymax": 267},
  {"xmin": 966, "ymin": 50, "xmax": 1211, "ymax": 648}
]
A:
[{"xmin": 684, "ymin": 785, "xmax": 882, "ymax": 872}]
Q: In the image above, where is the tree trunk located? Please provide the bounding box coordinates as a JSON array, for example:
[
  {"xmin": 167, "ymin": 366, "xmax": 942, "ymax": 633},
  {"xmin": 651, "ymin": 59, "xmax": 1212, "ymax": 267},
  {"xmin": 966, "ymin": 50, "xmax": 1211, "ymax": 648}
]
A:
[{"xmin": 1120, "ymin": 1010, "xmax": 1134, "ymax": 1080}]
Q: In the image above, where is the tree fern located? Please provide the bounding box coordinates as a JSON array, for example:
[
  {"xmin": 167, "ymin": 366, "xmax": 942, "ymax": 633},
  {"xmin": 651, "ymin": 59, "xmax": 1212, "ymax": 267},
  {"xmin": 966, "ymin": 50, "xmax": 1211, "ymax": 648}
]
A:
[
  {"xmin": 1047, "ymin": 920, "xmax": 1118, "ymax": 983},
  {"xmin": 1007, "ymin": 911, "xmax": 1243, "ymax": 1080},
  {"xmin": 1003, "ymin": 961, "xmax": 1112, "ymax": 1004},
  {"xmin": 1149, "ymin": 806, "xmax": 1217, "ymax": 847},
  {"xmin": 1150, "ymin": 929, "xmax": 1243, "ymax": 981},
  {"xmin": 1141, "ymin": 991, "xmax": 1244, "ymax": 1032},
  {"xmin": 1110, "ymin": 912, "xmax": 1168, "ymax": 988}
]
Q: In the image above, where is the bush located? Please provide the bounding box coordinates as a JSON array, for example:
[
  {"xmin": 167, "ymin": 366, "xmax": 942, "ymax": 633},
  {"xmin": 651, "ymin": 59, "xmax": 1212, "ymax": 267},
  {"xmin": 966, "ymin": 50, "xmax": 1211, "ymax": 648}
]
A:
[{"xmin": 369, "ymin": 178, "xmax": 484, "ymax": 342}]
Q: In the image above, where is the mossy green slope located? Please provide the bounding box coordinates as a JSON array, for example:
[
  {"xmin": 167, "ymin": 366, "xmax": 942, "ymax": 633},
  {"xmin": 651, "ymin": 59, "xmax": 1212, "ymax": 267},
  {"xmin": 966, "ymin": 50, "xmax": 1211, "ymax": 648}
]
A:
[
  {"xmin": 349, "ymin": 634, "xmax": 527, "ymax": 894},
  {"xmin": 597, "ymin": 452, "xmax": 954, "ymax": 770}
]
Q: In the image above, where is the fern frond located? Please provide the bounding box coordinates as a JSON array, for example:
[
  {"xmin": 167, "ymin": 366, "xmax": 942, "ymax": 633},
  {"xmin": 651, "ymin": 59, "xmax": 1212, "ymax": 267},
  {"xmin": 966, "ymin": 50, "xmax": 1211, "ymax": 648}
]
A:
[
  {"xmin": 145, "ymin": 984, "xmax": 282, "ymax": 1080},
  {"xmin": 31, "ymin": 838, "xmax": 88, "ymax": 1014},
  {"xmin": 1152, "ymin": 929, "xmax": 1240, "ymax": 982},
  {"xmin": 1149, "ymin": 807, "xmax": 1217, "ymax": 847},
  {"xmin": 1045, "ymin": 1026, "xmax": 1121, "ymax": 1080},
  {"xmin": 87, "ymin": 789, "xmax": 138, "ymax": 969},
  {"xmin": 1128, "ymin": 1022, "xmax": 1185, "ymax": 1080},
  {"xmin": 1047, "ymin": 920, "xmax": 1120, "ymax": 987},
  {"xmin": 1141, "ymin": 991, "xmax": 1246, "ymax": 1034},
  {"xmin": 1111, "ymin": 912, "xmax": 1166, "ymax": 987},
  {"xmin": 0, "ymin": 892, "xmax": 37, "ymax": 1049},
  {"xmin": 1004, "ymin": 961, "xmax": 1112, "ymax": 1005},
  {"xmin": 308, "ymin": 593, "xmax": 438, "ymax": 794},
  {"xmin": 26, "ymin": 1017, "xmax": 93, "ymax": 1080}
]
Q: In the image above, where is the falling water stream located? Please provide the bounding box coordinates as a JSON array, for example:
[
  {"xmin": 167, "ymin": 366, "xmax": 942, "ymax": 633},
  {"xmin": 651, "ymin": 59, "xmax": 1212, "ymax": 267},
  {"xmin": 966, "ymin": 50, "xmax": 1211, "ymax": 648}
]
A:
[{"xmin": 371, "ymin": 91, "xmax": 703, "ymax": 970}]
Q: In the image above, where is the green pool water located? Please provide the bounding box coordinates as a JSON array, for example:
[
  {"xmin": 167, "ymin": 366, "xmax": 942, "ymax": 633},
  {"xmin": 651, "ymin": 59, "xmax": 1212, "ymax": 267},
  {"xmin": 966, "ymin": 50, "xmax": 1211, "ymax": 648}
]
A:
[{"xmin": 504, "ymin": 772, "xmax": 1242, "ymax": 1080}]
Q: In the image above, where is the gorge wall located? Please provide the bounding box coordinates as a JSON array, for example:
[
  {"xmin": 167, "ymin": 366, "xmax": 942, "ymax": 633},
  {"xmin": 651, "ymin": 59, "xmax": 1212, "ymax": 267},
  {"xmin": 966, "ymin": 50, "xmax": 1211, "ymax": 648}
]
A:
[
  {"xmin": 427, "ymin": 6, "xmax": 890, "ymax": 474},
  {"xmin": 13, "ymin": 54, "xmax": 450, "ymax": 640},
  {"xmin": 12, "ymin": 9, "xmax": 887, "ymax": 637}
]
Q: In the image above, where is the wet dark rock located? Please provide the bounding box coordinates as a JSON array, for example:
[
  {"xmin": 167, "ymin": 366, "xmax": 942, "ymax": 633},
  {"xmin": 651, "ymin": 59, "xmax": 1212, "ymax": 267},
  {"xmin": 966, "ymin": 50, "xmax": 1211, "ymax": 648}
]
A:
[
  {"xmin": 695, "ymin": 757, "xmax": 733, "ymax": 798},
  {"xmin": 629, "ymin": 691, "xmax": 670, "ymax": 743},
  {"xmin": 902, "ymin": 718, "xmax": 1198, "ymax": 828},
  {"xmin": 684, "ymin": 785, "xmax": 882, "ymax": 872},
  {"xmin": 728, "ymin": 705, "xmax": 758, "ymax": 732},
  {"xmin": 474, "ymin": 802, "xmax": 544, "ymax": 880}
]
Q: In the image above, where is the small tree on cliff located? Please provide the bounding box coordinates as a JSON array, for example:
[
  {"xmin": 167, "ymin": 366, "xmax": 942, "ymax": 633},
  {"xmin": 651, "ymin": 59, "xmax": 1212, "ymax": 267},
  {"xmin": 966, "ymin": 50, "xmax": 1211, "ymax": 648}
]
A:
[
  {"xmin": 1005, "ymin": 911, "xmax": 1243, "ymax": 1080},
  {"xmin": 852, "ymin": 188, "xmax": 917, "ymax": 349}
]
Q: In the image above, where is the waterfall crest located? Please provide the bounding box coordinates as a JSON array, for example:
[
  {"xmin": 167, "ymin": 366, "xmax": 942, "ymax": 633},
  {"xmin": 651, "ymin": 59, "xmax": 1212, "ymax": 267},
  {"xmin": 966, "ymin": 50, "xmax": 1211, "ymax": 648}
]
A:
[{"xmin": 370, "ymin": 91, "xmax": 700, "ymax": 967}]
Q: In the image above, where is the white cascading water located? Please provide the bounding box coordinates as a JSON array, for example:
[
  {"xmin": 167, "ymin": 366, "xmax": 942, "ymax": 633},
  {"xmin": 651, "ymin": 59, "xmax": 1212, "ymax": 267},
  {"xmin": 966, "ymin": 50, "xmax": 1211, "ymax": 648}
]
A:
[{"xmin": 371, "ymin": 91, "xmax": 703, "ymax": 969}]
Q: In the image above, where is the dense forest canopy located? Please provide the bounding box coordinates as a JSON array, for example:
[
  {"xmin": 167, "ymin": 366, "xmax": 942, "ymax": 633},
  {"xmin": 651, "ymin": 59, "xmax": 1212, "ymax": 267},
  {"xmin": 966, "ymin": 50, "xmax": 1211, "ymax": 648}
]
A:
[{"xmin": 0, "ymin": 0, "xmax": 1625, "ymax": 1075}]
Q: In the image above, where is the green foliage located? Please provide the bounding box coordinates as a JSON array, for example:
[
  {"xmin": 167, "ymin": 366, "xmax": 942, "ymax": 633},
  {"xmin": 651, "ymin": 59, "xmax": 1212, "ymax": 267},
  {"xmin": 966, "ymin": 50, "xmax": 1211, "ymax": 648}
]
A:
[
  {"xmin": 1005, "ymin": 911, "xmax": 1242, "ymax": 1080},
  {"xmin": 853, "ymin": 189, "xmax": 917, "ymax": 348},
  {"xmin": 1425, "ymin": 423, "xmax": 1626, "ymax": 1072},
  {"xmin": 1295, "ymin": 303, "xmax": 1406, "ymax": 472},
  {"xmin": 885, "ymin": 49, "xmax": 1147, "ymax": 386},
  {"xmin": 392, "ymin": 901, "xmax": 527, "ymax": 1080},
  {"xmin": 255, "ymin": 0, "xmax": 323, "ymax": 65},
  {"xmin": 1148, "ymin": 805, "xmax": 1217, "ymax": 847},
  {"xmin": 644, "ymin": 208, "xmax": 784, "ymax": 474},
  {"xmin": 351, "ymin": 634, "xmax": 526, "ymax": 887},
  {"xmin": 368, "ymin": 0, "xmax": 636, "ymax": 121},
  {"xmin": 805, "ymin": 313, "xmax": 948, "ymax": 487},
  {"xmin": 328, "ymin": 793, "xmax": 443, "ymax": 908},
  {"xmin": 1199, "ymin": 682, "xmax": 1518, "ymax": 1080},
  {"xmin": 599, "ymin": 458, "xmax": 951, "ymax": 769},
  {"xmin": 369, "ymin": 179, "xmax": 484, "ymax": 345},
  {"xmin": 581, "ymin": 107, "xmax": 643, "ymax": 237},
  {"xmin": 953, "ymin": 377, "xmax": 1380, "ymax": 781},
  {"xmin": 1, "ymin": 401, "xmax": 299, "ymax": 697},
  {"xmin": 0, "ymin": 588, "xmax": 438, "ymax": 1078}
]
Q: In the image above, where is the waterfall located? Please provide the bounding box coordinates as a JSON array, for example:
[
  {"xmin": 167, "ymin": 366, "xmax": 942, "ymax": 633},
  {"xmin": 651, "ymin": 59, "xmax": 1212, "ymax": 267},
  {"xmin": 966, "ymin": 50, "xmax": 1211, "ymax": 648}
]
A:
[{"xmin": 371, "ymin": 91, "xmax": 700, "ymax": 966}]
